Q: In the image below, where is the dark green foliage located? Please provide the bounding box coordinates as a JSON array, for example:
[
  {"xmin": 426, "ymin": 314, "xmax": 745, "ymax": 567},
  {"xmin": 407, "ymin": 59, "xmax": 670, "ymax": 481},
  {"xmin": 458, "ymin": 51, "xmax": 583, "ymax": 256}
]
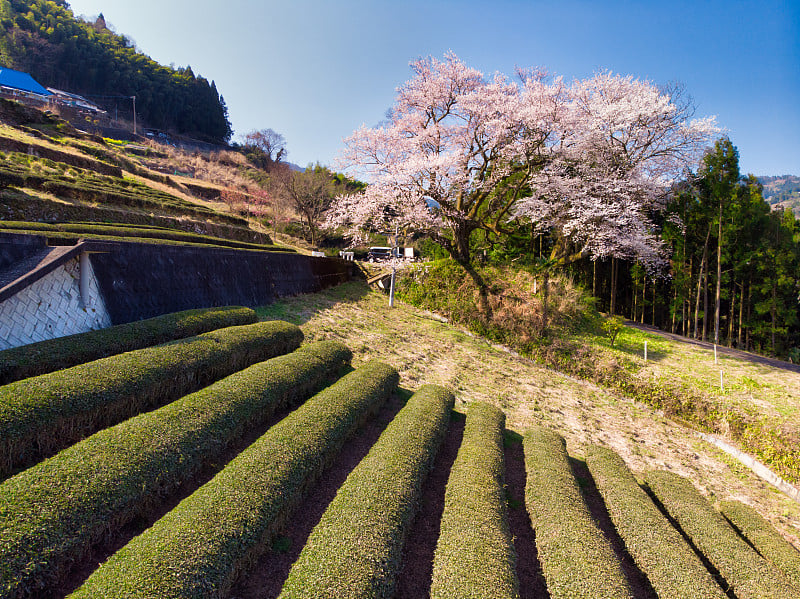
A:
[
  {"xmin": 0, "ymin": 305, "xmax": 257, "ymax": 384},
  {"xmin": 586, "ymin": 446, "xmax": 725, "ymax": 598},
  {"xmin": 595, "ymin": 139, "xmax": 800, "ymax": 360},
  {"xmin": 645, "ymin": 470, "xmax": 799, "ymax": 599},
  {"xmin": 719, "ymin": 499, "xmax": 800, "ymax": 589},
  {"xmin": 0, "ymin": 0, "xmax": 232, "ymax": 142},
  {"xmin": 70, "ymin": 360, "xmax": 399, "ymax": 599},
  {"xmin": 0, "ymin": 340, "xmax": 351, "ymax": 599},
  {"xmin": 431, "ymin": 402, "xmax": 519, "ymax": 599},
  {"xmin": 0, "ymin": 320, "xmax": 303, "ymax": 477},
  {"xmin": 279, "ymin": 384, "xmax": 454, "ymax": 599},
  {"xmin": 523, "ymin": 426, "xmax": 633, "ymax": 599}
]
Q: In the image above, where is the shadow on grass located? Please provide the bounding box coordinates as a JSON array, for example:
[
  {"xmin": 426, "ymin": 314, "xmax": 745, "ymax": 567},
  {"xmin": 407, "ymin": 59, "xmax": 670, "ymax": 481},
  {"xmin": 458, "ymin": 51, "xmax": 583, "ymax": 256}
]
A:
[
  {"xmin": 254, "ymin": 280, "xmax": 371, "ymax": 326},
  {"xmin": 612, "ymin": 341, "xmax": 668, "ymax": 363}
]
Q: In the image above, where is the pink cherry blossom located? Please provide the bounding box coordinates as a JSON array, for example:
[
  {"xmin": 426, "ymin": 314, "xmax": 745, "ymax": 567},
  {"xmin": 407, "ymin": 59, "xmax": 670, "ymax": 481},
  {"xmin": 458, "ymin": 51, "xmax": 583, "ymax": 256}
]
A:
[{"xmin": 327, "ymin": 53, "xmax": 719, "ymax": 269}]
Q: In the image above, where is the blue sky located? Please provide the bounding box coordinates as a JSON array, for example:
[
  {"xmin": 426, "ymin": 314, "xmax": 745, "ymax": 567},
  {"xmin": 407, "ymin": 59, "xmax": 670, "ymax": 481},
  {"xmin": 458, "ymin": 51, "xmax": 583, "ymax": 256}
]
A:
[{"xmin": 65, "ymin": 0, "xmax": 799, "ymax": 176}]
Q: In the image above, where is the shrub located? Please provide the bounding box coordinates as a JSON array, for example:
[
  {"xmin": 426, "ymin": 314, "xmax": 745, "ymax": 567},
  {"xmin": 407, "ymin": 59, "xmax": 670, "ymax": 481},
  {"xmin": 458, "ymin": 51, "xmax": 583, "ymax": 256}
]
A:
[
  {"xmin": 719, "ymin": 499, "xmax": 800, "ymax": 589},
  {"xmin": 523, "ymin": 426, "xmax": 633, "ymax": 599},
  {"xmin": 278, "ymin": 384, "xmax": 454, "ymax": 599},
  {"xmin": 0, "ymin": 306, "xmax": 257, "ymax": 385},
  {"xmin": 397, "ymin": 260, "xmax": 598, "ymax": 346},
  {"xmin": 70, "ymin": 360, "xmax": 399, "ymax": 599},
  {"xmin": 0, "ymin": 340, "xmax": 351, "ymax": 599},
  {"xmin": 0, "ymin": 320, "xmax": 303, "ymax": 477},
  {"xmin": 645, "ymin": 470, "xmax": 799, "ymax": 599},
  {"xmin": 601, "ymin": 316, "xmax": 624, "ymax": 347},
  {"xmin": 430, "ymin": 402, "xmax": 519, "ymax": 599},
  {"xmin": 585, "ymin": 446, "xmax": 725, "ymax": 598}
]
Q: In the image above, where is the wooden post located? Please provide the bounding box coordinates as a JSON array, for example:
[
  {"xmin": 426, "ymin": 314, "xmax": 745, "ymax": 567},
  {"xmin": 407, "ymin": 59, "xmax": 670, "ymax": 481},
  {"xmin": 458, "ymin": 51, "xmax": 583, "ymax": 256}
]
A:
[{"xmin": 389, "ymin": 267, "xmax": 396, "ymax": 308}]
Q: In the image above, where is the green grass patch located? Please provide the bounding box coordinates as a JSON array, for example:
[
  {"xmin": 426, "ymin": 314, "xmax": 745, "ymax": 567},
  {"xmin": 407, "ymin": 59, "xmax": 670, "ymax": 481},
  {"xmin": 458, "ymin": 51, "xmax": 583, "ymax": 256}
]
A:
[
  {"xmin": 0, "ymin": 306, "xmax": 257, "ymax": 385},
  {"xmin": 586, "ymin": 446, "xmax": 725, "ymax": 598},
  {"xmin": 70, "ymin": 360, "xmax": 399, "ymax": 599},
  {"xmin": 0, "ymin": 228, "xmax": 291, "ymax": 253},
  {"xmin": 0, "ymin": 188, "xmax": 270, "ymax": 245},
  {"xmin": 645, "ymin": 470, "xmax": 799, "ymax": 599},
  {"xmin": 431, "ymin": 402, "xmax": 519, "ymax": 599},
  {"xmin": 279, "ymin": 384, "xmax": 454, "ymax": 599},
  {"xmin": 719, "ymin": 499, "xmax": 800, "ymax": 589},
  {"xmin": 0, "ymin": 320, "xmax": 303, "ymax": 478},
  {"xmin": 394, "ymin": 260, "xmax": 800, "ymax": 487},
  {"xmin": 0, "ymin": 340, "xmax": 350, "ymax": 598},
  {"xmin": 523, "ymin": 425, "xmax": 633, "ymax": 599}
]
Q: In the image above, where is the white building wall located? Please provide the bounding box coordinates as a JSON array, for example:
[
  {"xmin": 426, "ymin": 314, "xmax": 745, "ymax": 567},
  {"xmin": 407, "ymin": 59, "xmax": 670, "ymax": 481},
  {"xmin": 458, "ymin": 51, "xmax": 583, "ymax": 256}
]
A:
[{"xmin": 0, "ymin": 254, "xmax": 111, "ymax": 350}]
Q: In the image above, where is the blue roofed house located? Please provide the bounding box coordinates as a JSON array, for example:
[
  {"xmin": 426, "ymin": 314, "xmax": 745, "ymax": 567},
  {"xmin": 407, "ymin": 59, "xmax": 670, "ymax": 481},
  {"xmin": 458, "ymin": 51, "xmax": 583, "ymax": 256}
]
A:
[{"xmin": 0, "ymin": 67, "xmax": 52, "ymax": 101}]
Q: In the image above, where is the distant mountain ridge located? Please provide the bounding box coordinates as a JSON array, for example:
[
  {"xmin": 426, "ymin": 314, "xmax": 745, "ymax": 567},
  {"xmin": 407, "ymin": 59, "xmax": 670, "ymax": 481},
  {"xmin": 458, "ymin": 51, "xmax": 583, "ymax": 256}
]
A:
[{"xmin": 758, "ymin": 175, "xmax": 800, "ymax": 217}]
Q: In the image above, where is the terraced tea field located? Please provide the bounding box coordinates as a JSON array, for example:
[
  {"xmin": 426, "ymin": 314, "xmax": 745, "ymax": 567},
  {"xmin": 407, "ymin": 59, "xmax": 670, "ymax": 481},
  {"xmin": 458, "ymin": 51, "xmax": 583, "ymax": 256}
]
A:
[{"xmin": 1, "ymin": 286, "xmax": 799, "ymax": 598}]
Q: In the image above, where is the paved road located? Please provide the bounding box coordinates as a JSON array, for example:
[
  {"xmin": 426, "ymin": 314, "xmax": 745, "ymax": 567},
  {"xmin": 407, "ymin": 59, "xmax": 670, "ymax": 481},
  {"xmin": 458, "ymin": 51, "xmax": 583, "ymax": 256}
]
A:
[{"xmin": 624, "ymin": 321, "xmax": 800, "ymax": 374}]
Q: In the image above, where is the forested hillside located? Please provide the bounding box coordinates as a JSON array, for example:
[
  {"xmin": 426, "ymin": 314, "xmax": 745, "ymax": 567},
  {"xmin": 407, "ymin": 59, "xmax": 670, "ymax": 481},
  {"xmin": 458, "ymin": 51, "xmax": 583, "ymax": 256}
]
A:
[
  {"xmin": 0, "ymin": 0, "xmax": 232, "ymax": 142},
  {"xmin": 760, "ymin": 175, "xmax": 800, "ymax": 217}
]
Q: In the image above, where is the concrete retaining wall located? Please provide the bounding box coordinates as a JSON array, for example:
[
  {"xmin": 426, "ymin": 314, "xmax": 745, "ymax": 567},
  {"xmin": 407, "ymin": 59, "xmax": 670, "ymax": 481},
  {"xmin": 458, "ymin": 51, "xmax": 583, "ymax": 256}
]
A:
[
  {"xmin": 89, "ymin": 241, "xmax": 353, "ymax": 324},
  {"xmin": 0, "ymin": 234, "xmax": 354, "ymax": 347}
]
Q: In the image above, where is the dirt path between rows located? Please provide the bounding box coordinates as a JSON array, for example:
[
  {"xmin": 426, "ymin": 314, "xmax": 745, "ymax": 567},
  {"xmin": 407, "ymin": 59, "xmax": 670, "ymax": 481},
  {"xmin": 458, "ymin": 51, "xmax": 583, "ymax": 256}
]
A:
[{"xmin": 230, "ymin": 393, "xmax": 407, "ymax": 599}]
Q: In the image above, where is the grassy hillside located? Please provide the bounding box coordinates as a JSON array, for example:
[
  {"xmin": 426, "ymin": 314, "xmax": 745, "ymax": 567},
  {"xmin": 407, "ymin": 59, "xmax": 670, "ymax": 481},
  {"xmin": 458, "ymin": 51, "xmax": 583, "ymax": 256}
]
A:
[{"xmin": 0, "ymin": 98, "xmax": 289, "ymax": 250}]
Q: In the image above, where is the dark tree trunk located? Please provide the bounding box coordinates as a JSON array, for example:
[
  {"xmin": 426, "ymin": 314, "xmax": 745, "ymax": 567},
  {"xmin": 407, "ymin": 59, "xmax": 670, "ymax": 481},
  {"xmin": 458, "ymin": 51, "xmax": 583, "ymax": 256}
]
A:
[
  {"xmin": 446, "ymin": 221, "xmax": 491, "ymax": 317},
  {"xmin": 714, "ymin": 202, "xmax": 723, "ymax": 344},
  {"xmin": 727, "ymin": 281, "xmax": 736, "ymax": 347},
  {"xmin": 737, "ymin": 282, "xmax": 745, "ymax": 348},
  {"xmin": 610, "ymin": 257, "xmax": 618, "ymax": 316}
]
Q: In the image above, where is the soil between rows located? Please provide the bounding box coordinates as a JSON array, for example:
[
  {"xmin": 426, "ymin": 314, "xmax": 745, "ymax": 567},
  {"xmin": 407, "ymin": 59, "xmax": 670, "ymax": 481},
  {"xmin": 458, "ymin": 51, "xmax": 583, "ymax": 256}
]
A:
[
  {"xmin": 395, "ymin": 413, "xmax": 465, "ymax": 599},
  {"xmin": 229, "ymin": 392, "xmax": 408, "ymax": 598}
]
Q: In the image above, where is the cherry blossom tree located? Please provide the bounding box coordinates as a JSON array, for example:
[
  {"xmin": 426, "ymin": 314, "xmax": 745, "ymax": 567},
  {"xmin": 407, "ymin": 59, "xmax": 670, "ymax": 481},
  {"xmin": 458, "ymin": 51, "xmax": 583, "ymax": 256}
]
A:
[
  {"xmin": 328, "ymin": 53, "xmax": 718, "ymax": 283},
  {"xmin": 327, "ymin": 53, "xmax": 565, "ymax": 265},
  {"xmin": 515, "ymin": 73, "xmax": 719, "ymax": 270}
]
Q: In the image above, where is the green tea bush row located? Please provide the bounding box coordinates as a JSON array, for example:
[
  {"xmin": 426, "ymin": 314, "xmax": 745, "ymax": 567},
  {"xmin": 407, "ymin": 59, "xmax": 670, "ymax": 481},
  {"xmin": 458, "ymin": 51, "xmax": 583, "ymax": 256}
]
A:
[
  {"xmin": 0, "ymin": 228, "xmax": 291, "ymax": 253},
  {"xmin": 0, "ymin": 320, "xmax": 303, "ymax": 477},
  {"xmin": 0, "ymin": 221, "xmax": 276, "ymax": 251},
  {"xmin": 523, "ymin": 426, "xmax": 633, "ymax": 599},
  {"xmin": 585, "ymin": 446, "xmax": 725, "ymax": 598},
  {"xmin": 279, "ymin": 384, "xmax": 454, "ymax": 599},
  {"xmin": 719, "ymin": 499, "xmax": 800, "ymax": 589},
  {"xmin": 430, "ymin": 402, "xmax": 519, "ymax": 599},
  {"xmin": 0, "ymin": 306, "xmax": 257, "ymax": 385},
  {"xmin": 0, "ymin": 340, "xmax": 351, "ymax": 599},
  {"xmin": 645, "ymin": 470, "xmax": 799, "ymax": 599},
  {"xmin": 69, "ymin": 360, "xmax": 399, "ymax": 599}
]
